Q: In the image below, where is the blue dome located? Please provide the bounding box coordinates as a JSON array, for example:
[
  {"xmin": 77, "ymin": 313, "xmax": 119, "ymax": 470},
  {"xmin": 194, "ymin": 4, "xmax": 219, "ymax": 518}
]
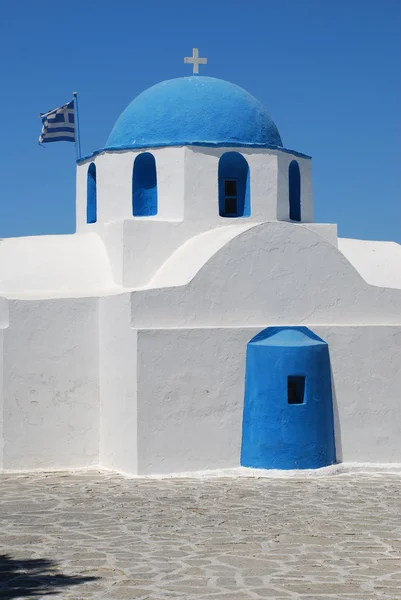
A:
[{"xmin": 105, "ymin": 76, "xmax": 282, "ymax": 150}]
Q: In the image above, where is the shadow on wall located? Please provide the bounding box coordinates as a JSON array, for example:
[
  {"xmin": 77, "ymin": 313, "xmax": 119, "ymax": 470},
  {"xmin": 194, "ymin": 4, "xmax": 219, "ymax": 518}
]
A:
[
  {"xmin": 330, "ymin": 365, "xmax": 343, "ymax": 463},
  {"xmin": 0, "ymin": 554, "xmax": 98, "ymax": 598}
]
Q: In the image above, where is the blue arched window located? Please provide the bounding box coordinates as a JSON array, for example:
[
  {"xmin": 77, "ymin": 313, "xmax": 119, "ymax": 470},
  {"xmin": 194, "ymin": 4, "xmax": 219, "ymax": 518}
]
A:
[
  {"xmin": 289, "ymin": 160, "xmax": 301, "ymax": 222},
  {"xmin": 218, "ymin": 152, "xmax": 250, "ymax": 217},
  {"xmin": 132, "ymin": 153, "xmax": 158, "ymax": 216},
  {"xmin": 86, "ymin": 162, "xmax": 97, "ymax": 224}
]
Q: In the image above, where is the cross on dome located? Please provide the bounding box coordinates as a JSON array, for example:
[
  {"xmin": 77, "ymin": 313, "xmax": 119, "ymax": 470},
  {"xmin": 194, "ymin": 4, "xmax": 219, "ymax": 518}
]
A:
[{"xmin": 184, "ymin": 48, "xmax": 208, "ymax": 75}]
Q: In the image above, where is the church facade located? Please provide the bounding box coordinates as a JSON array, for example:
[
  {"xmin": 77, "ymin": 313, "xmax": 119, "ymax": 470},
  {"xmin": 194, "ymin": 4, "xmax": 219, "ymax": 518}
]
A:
[{"xmin": 0, "ymin": 74, "xmax": 400, "ymax": 475}]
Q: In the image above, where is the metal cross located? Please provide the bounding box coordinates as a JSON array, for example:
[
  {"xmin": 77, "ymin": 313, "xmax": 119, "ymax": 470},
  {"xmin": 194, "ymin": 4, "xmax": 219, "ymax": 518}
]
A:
[{"xmin": 184, "ymin": 48, "xmax": 208, "ymax": 75}]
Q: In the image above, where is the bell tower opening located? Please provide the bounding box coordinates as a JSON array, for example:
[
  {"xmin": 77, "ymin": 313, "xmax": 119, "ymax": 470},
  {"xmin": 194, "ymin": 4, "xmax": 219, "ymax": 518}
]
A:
[{"xmin": 218, "ymin": 152, "xmax": 250, "ymax": 218}]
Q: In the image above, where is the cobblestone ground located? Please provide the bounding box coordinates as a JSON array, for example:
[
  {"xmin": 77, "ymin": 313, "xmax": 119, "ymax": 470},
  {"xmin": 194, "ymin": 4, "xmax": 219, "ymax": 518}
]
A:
[{"xmin": 0, "ymin": 472, "xmax": 400, "ymax": 599}]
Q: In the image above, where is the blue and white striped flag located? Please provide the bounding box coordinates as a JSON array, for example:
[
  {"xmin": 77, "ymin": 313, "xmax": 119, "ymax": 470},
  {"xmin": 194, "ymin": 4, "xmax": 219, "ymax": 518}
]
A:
[{"xmin": 39, "ymin": 99, "xmax": 75, "ymax": 144}]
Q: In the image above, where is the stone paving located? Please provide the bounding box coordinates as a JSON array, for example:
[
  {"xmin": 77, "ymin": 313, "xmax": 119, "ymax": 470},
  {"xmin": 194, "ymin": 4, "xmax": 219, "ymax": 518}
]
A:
[{"xmin": 0, "ymin": 471, "xmax": 400, "ymax": 599}]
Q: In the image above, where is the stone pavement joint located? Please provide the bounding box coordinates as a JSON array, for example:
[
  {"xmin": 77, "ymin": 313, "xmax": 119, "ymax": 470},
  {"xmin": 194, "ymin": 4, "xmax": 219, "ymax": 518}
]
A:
[{"xmin": 0, "ymin": 471, "xmax": 400, "ymax": 599}]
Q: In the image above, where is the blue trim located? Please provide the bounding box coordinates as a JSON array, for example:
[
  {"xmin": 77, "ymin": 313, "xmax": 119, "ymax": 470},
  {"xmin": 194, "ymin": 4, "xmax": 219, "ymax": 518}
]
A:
[
  {"xmin": 241, "ymin": 326, "xmax": 336, "ymax": 470},
  {"xmin": 77, "ymin": 143, "xmax": 311, "ymax": 165}
]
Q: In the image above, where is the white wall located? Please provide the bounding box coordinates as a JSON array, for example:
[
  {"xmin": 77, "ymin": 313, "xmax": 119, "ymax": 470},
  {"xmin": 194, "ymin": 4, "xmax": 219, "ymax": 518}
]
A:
[
  {"xmin": 184, "ymin": 146, "xmax": 280, "ymax": 224},
  {"xmin": 136, "ymin": 328, "xmax": 248, "ymax": 475},
  {"xmin": 318, "ymin": 325, "xmax": 401, "ymax": 463},
  {"xmin": 2, "ymin": 298, "xmax": 99, "ymax": 470},
  {"xmin": 99, "ymin": 293, "xmax": 138, "ymax": 474},
  {"xmin": 77, "ymin": 146, "xmax": 312, "ymax": 230},
  {"xmin": 277, "ymin": 152, "xmax": 314, "ymax": 222},
  {"xmin": 0, "ymin": 299, "xmax": 9, "ymax": 469},
  {"xmin": 76, "ymin": 147, "xmax": 186, "ymax": 232},
  {"xmin": 136, "ymin": 325, "xmax": 401, "ymax": 475},
  {"xmin": 338, "ymin": 238, "xmax": 401, "ymax": 289},
  {"xmin": 130, "ymin": 222, "xmax": 401, "ymax": 327},
  {"xmin": 0, "ymin": 331, "xmax": 4, "ymax": 470},
  {"xmin": 0, "ymin": 233, "xmax": 116, "ymax": 298},
  {"xmin": 76, "ymin": 147, "xmax": 316, "ymax": 288}
]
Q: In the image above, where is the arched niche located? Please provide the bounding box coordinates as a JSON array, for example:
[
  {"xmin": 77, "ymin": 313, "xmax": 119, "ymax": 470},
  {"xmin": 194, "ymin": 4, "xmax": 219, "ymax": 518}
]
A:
[
  {"xmin": 86, "ymin": 162, "xmax": 97, "ymax": 224},
  {"xmin": 289, "ymin": 160, "xmax": 301, "ymax": 221},
  {"xmin": 218, "ymin": 152, "xmax": 250, "ymax": 217},
  {"xmin": 132, "ymin": 152, "xmax": 158, "ymax": 216}
]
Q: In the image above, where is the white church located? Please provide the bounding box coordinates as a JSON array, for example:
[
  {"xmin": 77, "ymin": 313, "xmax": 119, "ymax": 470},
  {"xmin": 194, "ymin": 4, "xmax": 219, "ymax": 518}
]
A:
[{"xmin": 0, "ymin": 51, "xmax": 400, "ymax": 475}]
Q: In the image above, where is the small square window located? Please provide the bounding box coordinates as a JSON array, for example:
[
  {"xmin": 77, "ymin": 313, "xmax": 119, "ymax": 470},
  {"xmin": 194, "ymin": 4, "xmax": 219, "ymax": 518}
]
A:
[
  {"xmin": 288, "ymin": 376, "xmax": 305, "ymax": 405},
  {"xmin": 224, "ymin": 196, "xmax": 237, "ymax": 215},
  {"xmin": 224, "ymin": 179, "xmax": 237, "ymax": 197}
]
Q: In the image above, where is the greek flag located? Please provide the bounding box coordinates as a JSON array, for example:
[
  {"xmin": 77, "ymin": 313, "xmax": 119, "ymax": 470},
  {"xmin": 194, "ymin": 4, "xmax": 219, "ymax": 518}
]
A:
[{"xmin": 39, "ymin": 99, "xmax": 75, "ymax": 144}]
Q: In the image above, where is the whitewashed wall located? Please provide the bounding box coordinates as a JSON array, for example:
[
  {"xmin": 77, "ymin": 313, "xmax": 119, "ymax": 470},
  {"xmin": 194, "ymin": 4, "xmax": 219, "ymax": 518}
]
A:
[
  {"xmin": 131, "ymin": 222, "xmax": 401, "ymax": 327},
  {"xmin": 0, "ymin": 299, "xmax": 9, "ymax": 469},
  {"xmin": 2, "ymin": 298, "xmax": 99, "ymax": 470},
  {"xmin": 76, "ymin": 147, "xmax": 186, "ymax": 232},
  {"xmin": 76, "ymin": 147, "xmax": 315, "ymax": 288},
  {"xmin": 0, "ymin": 233, "xmax": 116, "ymax": 297},
  {"xmin": 0, "ymin": 332, "xmax": 3, "ymax": 469},
  {"xmin": 277, "ymin": 152, "xmax": 313, "ymax": 222},
  {"xmin": 77, "ymin": 146, "xmax": 311, "ymax": 230},
  {"xmin": 136, "ymin": 325, "xmax": 401, "ymax": 475},
  {"xmin": 99, "ymin": 293, "xmax": 138, "ymax": 474},
  {"xmin": 184, "ymin": 146, "xmax": 280, "ymax": 224}
]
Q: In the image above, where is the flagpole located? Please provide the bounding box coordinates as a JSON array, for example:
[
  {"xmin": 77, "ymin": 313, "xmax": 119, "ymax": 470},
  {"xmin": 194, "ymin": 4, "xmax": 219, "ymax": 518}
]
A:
[{"xmin": 73, "ymin": 92, "xmax": 81, "ymax": 160}]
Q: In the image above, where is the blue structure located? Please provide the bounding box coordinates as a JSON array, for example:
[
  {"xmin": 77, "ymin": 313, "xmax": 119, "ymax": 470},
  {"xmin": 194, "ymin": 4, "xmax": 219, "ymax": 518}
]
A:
[
  {"xmin": 241, "ymin": 327, "xmax": 336, "ymax": 470},
  {"xmin": 289, "ymin": 160, "xmax": 301, "ymax": 221},
  {"xmin": 218, "ymin": 152, "xmax": 250, "ymax": 217},
  {"xmin": 105, "ymin": 77, "xmax": 283, "ymax": 150},
  {"xmin": 132, "ymin": 153, "xmax": 158, "ymax": 216},
  {"xmin": 86, "ymin": 162, "xmax": 97, "ymax": 224}
]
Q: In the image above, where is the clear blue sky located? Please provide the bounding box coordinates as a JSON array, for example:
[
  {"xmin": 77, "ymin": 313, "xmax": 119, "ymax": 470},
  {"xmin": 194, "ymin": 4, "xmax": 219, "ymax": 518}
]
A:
[{"xmin": 0, "ymin": 0, "xmax": 400, "ymax": 242}]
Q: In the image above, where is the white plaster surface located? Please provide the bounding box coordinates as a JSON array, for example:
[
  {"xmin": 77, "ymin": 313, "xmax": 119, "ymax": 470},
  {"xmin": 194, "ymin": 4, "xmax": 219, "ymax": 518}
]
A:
[
  {"xmin": 0, "ymin": 297, "xmax": 9, "ymax": 328},
  {"xmin": 136, "ymin": 328, "xmax": 247, "ymax": 475},
  {"xmin": 131, "ymin": 221, "xmax": 401, "ymax": 328},
  {"xmin": 2, "ymin": 298, "xmax": 99, "ymax": 470},
  {"xmin": 338, "ymin": 237, "xmax": 401, "ymax": 289},
  {"xmin": 76, "ymin": 146, "xmax": 293, "ymax": 231},
  {"xmin": 148, "ymin": 224, "xmax": 255, "ymax": 288},
  {"xmin": 135, "ymin": 325, "xmax": 401, "ymax": 475},
  {"xmin": 76, "ymin": 147, "xmax": 186, "ymax": 231},
  {"xmin": 0, "ymin": 233, "xmax": 117, "ymax": 298},
  {"xmin": 0, "ymin": 331, "xmax": 4, "ymax": 470},
  {"xmin": 0, "ymin": 297, "xmax": 6, "ymax": 470},
  {"xmin": 99, "ymin": 293, "xmax": 138, "ymax": 474},
  {"xmin": 4, "ymin": 146, "xmax": 318, "ymax": 295},
  {"xmin": 277, "ymin": 151, "xmax": 314, "ymax": 222},
  {"xmin": 318, "ymin": 325, "xmax": 401, "ymax": 463}
]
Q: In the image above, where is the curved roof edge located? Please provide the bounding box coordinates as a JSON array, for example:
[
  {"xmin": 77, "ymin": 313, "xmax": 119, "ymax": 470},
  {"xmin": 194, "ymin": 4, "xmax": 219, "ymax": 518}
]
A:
[
  {"xmin": 77, "ymin": 142, "xmax": 311, "ymax": 165},
  {"xmin": 145, "ymin": 224, "xmax": 256, "ymax": 289},
  {"xmin": 0, "ymin": 232, "xmax": 120, "ymax": 299},
  {"xmin": 338, "ymin": 238, "xmax": 401, "ymax": 290},
  {"xmin": 249, "ymin": 326, "xmax": 327, "ymax": 346}
]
